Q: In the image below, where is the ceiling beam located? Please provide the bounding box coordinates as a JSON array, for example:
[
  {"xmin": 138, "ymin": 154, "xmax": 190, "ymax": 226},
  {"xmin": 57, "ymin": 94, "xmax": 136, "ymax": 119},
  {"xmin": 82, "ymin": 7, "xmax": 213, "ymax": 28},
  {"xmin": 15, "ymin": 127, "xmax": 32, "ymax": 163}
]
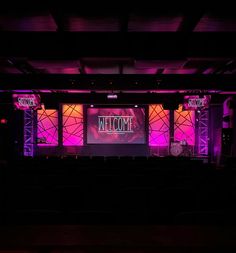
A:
[
  {"xmin": 178, "ymin": 12, "xmax": 204, "ymax": 32},
  {"xmin": 118, "ymin": 63, "xmax": 123, "ymax": 74},
  {"xmin": 0, "ymin": 32, "xmax": 235, "ymax": 59},
  {"xmin": 49, "ymin": 8, "xmax": 67, "ymax": 32},
  {"xmin": 214, "ymin": 60, "xmax": 236, "ymax": 74},
  {"xmin": 79, "ymin": 60, "xmax": 86, "ymax": 74},
  {"xmin": 156, "ymin": 69, "xmax": 164, "ymax": 74},
  {"xmin": 119, "ymin": 12, "xmax": 130, "ymax": 32},
  {"xmin": 7, "ymin": 58, "xmax": 44, "ymax": 74},
  {"xmin": 0, "ymin": 74, "xmax": 236, "ymax": 91}
]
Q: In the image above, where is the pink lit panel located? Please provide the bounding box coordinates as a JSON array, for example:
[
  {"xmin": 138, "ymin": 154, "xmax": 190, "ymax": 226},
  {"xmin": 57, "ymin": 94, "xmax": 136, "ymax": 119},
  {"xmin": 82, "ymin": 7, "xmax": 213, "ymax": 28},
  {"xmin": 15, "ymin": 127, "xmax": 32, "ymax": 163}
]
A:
[
  {"xmin": 63, "ymin": 104, "xmax": 83, "ymax": 146},
  {"xmin": 149, "ymin": 105, "xmax": 170, "ymax": 146},
  {"xmin": 174, "ymin": 105, "xmax": 195, "ymax": 145},
  {"xmin": 37, "ymin": 109, "xmax": 58, "ymax": 146}
]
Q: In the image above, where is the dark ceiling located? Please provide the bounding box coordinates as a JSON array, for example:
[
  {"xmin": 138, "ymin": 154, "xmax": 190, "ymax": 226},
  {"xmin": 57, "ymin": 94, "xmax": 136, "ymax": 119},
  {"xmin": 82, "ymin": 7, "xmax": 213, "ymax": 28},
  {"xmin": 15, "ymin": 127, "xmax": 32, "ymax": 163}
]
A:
[
  {"xmin": 0, "ymin": 4, "xmax": 235, "ymax": 98},
  {"xmin": 0, "ymin": 6, "xmax": 236, "ymax": 76}
]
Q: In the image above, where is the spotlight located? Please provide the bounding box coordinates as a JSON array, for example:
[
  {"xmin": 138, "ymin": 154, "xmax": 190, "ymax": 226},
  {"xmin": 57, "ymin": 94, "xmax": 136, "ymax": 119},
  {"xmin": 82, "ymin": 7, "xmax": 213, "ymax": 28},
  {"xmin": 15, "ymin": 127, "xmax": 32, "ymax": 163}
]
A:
[
  {"xmin": 134, "ymin": 105, "xmax": 138, "ymax": 108},
  {"xmin": 0, "ymin": 118, "xmax": 7, "ymax": 124},
  {"xmin": 90, "ymin": 104, "xmax": 94, "ymax": 107}
]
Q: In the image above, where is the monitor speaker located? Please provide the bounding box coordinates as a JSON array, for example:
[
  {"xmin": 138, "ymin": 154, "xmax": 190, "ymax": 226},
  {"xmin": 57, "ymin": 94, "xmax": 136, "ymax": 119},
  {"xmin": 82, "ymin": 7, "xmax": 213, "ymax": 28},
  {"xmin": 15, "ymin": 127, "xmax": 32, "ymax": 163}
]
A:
[{"xmin": 222, "ymin": 128, "xmax": 233, "ymax": 156}]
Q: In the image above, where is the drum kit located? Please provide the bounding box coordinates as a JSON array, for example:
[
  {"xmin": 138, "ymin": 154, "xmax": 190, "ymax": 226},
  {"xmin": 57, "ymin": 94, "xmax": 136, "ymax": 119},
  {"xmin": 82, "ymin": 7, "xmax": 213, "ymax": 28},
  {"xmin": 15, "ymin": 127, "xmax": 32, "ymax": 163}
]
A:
[{"xmin": 170, "ymin": 140, "xmax": 192, "ymax": 157}]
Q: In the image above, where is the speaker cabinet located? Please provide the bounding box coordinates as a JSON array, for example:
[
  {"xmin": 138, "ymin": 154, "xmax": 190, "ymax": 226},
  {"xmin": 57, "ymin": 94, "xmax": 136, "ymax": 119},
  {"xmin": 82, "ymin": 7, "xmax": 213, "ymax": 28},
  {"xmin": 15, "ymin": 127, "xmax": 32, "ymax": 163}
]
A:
[{"xmin": 222, "ymin": 128, "xmax": 233, "ymax": 156}]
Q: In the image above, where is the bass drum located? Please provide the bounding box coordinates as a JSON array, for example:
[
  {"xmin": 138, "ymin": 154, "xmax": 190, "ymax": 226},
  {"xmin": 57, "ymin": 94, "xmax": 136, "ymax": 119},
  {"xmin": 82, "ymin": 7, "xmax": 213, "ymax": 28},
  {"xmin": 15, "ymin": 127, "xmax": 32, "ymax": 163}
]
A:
[{"xmin": 170, "ymin": 142, "xmax": 183, "ymax": 156}]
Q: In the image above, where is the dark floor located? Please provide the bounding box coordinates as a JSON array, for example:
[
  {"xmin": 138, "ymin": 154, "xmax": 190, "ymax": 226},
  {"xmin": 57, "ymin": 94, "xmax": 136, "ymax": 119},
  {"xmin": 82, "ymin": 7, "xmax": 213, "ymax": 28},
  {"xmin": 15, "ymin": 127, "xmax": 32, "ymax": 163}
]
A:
[{"xmin": 0, "ymin": 156, "xmax": 235, "ymax": 225}]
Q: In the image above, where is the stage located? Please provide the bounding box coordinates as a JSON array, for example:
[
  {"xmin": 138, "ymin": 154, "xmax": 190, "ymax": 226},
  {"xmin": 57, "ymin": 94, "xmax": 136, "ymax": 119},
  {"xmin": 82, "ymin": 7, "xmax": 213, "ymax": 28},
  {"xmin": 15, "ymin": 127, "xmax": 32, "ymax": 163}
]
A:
[
  {"xmin": 0, "ymin": 93, "xmax": 231, "ymax": 163},
  {"xmin": 23, "ymin": 103, "xmax": 209, "ymax": 158}
]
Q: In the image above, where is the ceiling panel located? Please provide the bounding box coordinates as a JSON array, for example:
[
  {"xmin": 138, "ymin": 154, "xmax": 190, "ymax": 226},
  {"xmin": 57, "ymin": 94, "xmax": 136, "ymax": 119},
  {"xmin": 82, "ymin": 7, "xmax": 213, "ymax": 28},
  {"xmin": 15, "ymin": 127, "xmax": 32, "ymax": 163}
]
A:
[
  {"xmin": 163, "ymin": 68, "xmax": 198, "ymax": 74},
  {"xmin": 67, "ymin": 16, "xmax": 120, "ymax": 31},
  {"xmin": 0, "ymin": 67, "xmax": 22, "ymax": 73},
  {"xmin": 29, "ymin": 60, "xmax": 80, "ymax": 68},
  {"xmin": 46, "ymin": 68, "xmax": 80, "ymax": 74},
  {"xmin": 84, "ymin": 66, "xmax": 119, "ymax": 74},
  {"xmin": 128, "ymin": 14, "xmax": 183, "ymax": 31},
  {"xmin": 0, "ymin": 12, "xmax": 57, "ymax": 31},
  {"xmin": 194, "ymin": 13, "xmax": 236, "ymax": 32},
  {"xmin": 135, "ymin": 60, "xmax": 186, "ymax": 68},
  {"xmin": 123, "ymin": 66, "xmax": 157, "ymax": 74}
]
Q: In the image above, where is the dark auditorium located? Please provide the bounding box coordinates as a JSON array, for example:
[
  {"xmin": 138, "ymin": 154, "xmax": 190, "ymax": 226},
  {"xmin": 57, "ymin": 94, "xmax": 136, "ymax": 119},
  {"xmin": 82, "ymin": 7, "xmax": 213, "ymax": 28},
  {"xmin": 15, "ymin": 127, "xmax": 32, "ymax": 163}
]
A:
[{"xmin": 1, "ymin": 3, "xmax": 236, "ymax": 252}]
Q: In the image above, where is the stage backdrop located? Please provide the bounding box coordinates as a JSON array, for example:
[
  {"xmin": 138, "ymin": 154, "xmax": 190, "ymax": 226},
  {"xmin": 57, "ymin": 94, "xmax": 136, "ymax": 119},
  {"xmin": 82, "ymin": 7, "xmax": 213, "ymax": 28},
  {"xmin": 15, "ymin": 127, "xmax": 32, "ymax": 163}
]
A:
[
  {"xmin": 149, "ymin": 104, "xmax": 170, "ymax": 146},
  {"xmin": 87, "ymin": 107, "xmax": 146, "ymax": 144},
  {"xmin": 36, "ymin": 104, "xmax": 196, "ymax": 156},
  {"xmin": 63, "ymin": 104, "xmax": 83, "ymax": 146},
  {"xmin": 37, "ymin": 109, "xmax": 58, "ymax": 146},
  {"xmin": 174, "ymin": 105, "xmax": 195, "ymax": 145}
]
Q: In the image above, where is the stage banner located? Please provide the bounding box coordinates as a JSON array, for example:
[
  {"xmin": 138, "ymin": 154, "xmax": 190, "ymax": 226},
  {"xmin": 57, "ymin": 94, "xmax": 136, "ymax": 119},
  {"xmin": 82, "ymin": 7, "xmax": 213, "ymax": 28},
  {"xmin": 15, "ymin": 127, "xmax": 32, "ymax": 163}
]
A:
[
  {"xmin": 183, "ymin": 95, "xmax": 211, "ymax": 110},
  {"xmin": 13, "ymin": 94, "xmax": 41, "ymax": 110}
]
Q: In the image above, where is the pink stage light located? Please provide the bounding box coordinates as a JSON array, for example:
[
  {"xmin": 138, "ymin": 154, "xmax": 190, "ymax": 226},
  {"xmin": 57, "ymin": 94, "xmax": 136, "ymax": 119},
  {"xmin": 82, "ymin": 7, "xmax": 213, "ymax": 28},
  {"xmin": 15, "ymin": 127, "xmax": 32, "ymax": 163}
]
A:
[
  {"xmin": 149, "ymin": 104, "xmax": 170, "ymax": 146},
  {"xmin": 63, "ymin": 104, "xmax": 83, "ymax": 146},
  {"xmin": 0, "ymin": 118, "xmax": 7, "ymax": 124},
  {"xmin": 37, "ymin": 109, "xmax": 58, "ymax": 146},
  {"xmin": 174, "ymin": 105, "xmax": 195, "ymax": 145}
]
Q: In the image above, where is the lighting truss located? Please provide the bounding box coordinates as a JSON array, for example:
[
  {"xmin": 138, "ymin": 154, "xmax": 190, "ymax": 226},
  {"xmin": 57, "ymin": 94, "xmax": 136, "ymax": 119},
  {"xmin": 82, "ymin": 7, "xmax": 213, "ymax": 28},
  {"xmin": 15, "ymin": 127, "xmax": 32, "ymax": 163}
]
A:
[
  {"xmin": 198, "ymin": 109, "xmax": 209, "ymax": 155},
  {"xmin": 24, "ymin": 109, "xmax": 35, "ymax": 156}
]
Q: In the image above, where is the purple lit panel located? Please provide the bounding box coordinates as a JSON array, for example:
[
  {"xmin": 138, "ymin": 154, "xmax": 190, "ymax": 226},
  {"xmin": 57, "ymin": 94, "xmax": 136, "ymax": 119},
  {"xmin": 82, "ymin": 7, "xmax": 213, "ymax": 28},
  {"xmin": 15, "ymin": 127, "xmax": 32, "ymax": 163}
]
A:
[
  {"xmin": 63, "ymin": 104, "xmax": 83, "ymax": 146},
  {"xmin": 37, "ymin": 109, "xmax": 58, "ymax": 146},
  {"xmin": 149, "ymin": 105, "xmax": 170, "ymax": 146},
  {"xmin": 174, "ymin": 105, "xmax": 195, "ymax": 145}
]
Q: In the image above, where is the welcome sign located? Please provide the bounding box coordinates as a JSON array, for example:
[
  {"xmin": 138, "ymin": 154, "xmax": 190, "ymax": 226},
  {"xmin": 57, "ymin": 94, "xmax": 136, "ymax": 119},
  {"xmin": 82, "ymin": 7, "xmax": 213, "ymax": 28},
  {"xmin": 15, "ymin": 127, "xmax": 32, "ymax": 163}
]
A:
[
  {"xmin": 183, "ymin": 95, "xmax": 211, "ymax": 110},
  {"xmin": 87, "ymin": 108, "xmax": 146, "ymax": 144},
  {"xmin": 98, "ymin": 115, "xmax": 133, "ymax": 134},
  {"xmin": 13, "ymin": 94, "xmax": 41, "ymax": 110}
]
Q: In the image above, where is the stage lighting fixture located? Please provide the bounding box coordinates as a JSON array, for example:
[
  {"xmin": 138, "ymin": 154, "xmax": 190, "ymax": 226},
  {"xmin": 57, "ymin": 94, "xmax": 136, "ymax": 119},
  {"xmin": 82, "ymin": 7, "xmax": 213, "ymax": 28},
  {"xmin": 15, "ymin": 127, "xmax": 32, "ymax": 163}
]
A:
[
  {"xmin": 0, "ymin": 118, "xmax": 7, "ymax": 124},
  {"xmin": 134, "ymin": 105, "xmax": 138, "ymax": 108},
  {"xmin": 90, "ymin": 104, "xmax": 94, "ymax": 107}
]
